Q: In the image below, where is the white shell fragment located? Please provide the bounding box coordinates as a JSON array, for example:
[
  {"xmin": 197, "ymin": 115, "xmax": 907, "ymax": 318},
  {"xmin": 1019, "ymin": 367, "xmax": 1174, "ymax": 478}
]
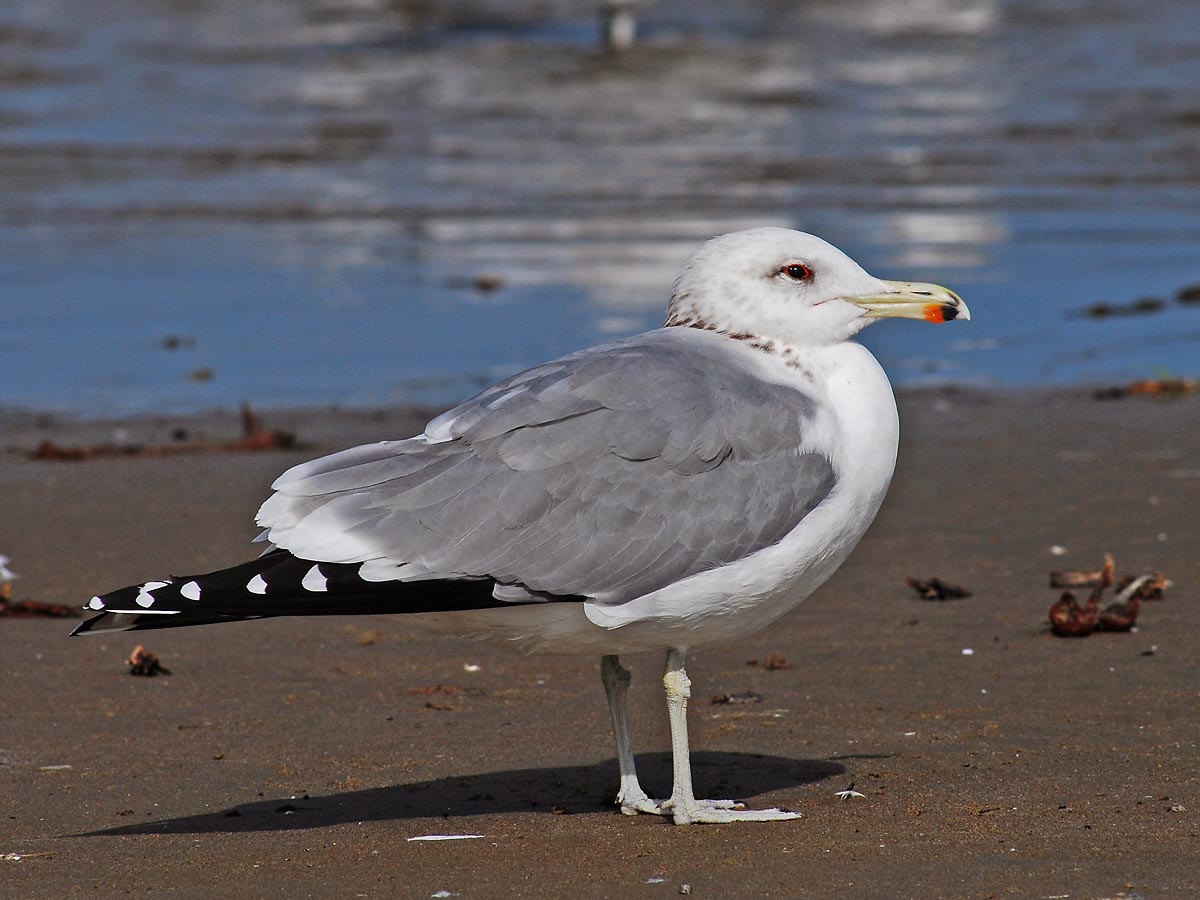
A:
[{"xmin": 406, "ymin": 834, "xmax": 484, "ymax": 842}]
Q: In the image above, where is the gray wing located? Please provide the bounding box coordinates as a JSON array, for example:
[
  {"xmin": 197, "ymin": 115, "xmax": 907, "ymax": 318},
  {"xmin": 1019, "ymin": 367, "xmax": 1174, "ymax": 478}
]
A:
[{"xmin": 257, "ymin": 329, "xmax": 836, "ymax": 605}]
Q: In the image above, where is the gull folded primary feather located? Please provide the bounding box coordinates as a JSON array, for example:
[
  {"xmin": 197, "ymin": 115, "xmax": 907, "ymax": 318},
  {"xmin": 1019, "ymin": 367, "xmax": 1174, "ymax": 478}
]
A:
[{"xmin": 74, "ymin": 227, "xmax": 969, "ymax": 825}]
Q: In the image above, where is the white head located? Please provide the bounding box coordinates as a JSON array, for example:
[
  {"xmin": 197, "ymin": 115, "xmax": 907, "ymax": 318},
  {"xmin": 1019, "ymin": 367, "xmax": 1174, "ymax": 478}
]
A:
[{"xmin": 666, "ymin": 227, "xmax": 968, "ymax": 346}]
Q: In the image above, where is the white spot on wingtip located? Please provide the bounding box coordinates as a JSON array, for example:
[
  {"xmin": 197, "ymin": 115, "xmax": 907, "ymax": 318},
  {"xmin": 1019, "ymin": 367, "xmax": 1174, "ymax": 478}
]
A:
[
  {"xmin": 180, "ymin": 581, "xmax": 201, "ymax": 601},
  {"xmin": 247, "ymin": 574, "xmax": 268, "ymax": 595},
  {"xmin": 135, "ymin": 581, "xmax": 168, "ymax": 608},
  {"xmin": 88, "ymin": 597, "xmax": 105, "ymax": 610},
  {"xmin": 302, "ymin": 565, "xmax": 327, "ymax": 592}
]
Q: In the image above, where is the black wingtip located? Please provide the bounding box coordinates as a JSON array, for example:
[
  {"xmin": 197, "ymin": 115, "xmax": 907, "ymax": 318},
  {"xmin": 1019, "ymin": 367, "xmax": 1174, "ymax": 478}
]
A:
[
  {"xmin": 70, "ymin": 611, "xmax": 122, "ymax": 636},
  {"xmin": 74, "ymin": 550, "xmax": 584, "ymax": 638}
]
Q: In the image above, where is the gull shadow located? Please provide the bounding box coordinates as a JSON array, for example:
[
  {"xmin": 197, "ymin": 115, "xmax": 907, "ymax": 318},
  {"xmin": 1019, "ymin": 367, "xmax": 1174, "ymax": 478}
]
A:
[{"xmin": 82, "ymin": 752, "xmax": 844, "ymax": 836}]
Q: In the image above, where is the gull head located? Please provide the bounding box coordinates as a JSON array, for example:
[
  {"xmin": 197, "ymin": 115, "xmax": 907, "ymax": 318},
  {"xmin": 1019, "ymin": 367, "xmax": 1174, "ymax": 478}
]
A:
[{"xmin": 665, "ymin": 227, "xmax": 969, "ymax": 346}]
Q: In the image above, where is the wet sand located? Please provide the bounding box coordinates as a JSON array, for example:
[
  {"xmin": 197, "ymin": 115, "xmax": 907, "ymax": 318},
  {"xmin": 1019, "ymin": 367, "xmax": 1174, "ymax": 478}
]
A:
[{"xmin": 2, "ymin": 391, "xmax": 1198, "ymax": 898}]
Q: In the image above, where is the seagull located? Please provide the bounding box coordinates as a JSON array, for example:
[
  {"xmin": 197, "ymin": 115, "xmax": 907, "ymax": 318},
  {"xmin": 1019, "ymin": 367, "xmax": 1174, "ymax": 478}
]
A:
[
  {"xmin": 0, "ymin": 554, "xmax": 17, "ymax": 584},
  {"xmin": 73, "ymin": 227, "xmax": 969, "ymax": 824},
  {"xmin": 600, "ymin": 0, "xmax": 646, "ymax": 52}
]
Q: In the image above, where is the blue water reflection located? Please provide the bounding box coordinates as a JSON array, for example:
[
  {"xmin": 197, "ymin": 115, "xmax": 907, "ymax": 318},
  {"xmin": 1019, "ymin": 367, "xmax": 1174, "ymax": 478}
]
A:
[{"xmin": 1, "ymin": 0, "xmax": 1198, "ymax": 415}]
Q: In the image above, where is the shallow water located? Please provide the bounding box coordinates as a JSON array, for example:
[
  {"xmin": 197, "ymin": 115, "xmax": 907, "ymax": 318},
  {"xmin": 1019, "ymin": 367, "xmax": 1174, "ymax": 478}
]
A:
[{"xmin": 2, "ymin": 0, "xmax": 1199, "ymax": 416}]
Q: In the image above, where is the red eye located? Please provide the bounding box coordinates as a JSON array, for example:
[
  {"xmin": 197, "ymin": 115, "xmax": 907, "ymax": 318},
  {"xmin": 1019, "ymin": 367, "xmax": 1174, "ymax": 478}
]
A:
[{"xmin": 782, "ymin": 263, "xmax": 813, "ymax": 282}]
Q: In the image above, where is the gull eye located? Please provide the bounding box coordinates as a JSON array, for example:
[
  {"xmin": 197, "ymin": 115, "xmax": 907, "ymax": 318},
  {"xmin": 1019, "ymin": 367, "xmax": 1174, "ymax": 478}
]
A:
[{"xmin": 781, "ymin": 263, "xmax": 814, "ymax": 282}]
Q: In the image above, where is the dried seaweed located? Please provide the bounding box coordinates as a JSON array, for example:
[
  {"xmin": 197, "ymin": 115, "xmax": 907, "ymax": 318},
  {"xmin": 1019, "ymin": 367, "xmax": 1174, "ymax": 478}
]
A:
[
  {"xmin": 905, "ymin": 577, "xmax": 972, "ymax": 601},
  {"xmin": 1094, "ymin": 378, "xmax": 1199, "ymax": 400},
  {"xmin": 1048, "ymin": 592, "xmax": 1101, "ymax": 637},
  {"xmin": 711, "ymin": 691, "xmax": 764, "ymax": 705},
  {"xmin": 0, "ymin": 580, "xmax": 77, "ymax": 618},
  {"xmin": 30, "ymin": 403, "xmax": 297, "ymax": 461},
  {"xmin": 744, "ymin": 654, "xmax": 791, "ymax": 670},
  {"xmin": 0, "ymin": 597, "xmax": 78, "ymax": 618},
  {"xmin": 1047, "ymin": 553, "xmax": 1164, "ymax": 637},
  {"xmin": 126, "ymin": 645, "xmax": 171, "ymax": 676}
]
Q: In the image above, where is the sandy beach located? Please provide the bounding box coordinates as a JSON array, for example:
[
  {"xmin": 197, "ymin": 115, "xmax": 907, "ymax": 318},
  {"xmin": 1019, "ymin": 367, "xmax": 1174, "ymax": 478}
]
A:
[{"xmin": 2, "ymin": 390, "xmax": 1198, "ymax": 898}]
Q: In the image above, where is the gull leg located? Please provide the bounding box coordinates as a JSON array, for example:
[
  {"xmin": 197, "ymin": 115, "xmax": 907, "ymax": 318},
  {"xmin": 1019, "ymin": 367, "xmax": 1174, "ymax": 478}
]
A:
[
  {"xmin": 662, "ymin": 648, "xmax": 801, "ymax": 825},
  {"xmin": 600, "ymin": 654, "xmax": 661, "ymax": 815}
]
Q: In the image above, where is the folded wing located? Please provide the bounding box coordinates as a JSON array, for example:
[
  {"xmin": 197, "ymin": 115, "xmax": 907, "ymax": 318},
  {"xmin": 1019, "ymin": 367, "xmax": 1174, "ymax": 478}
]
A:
[{"xmin": 258, "ymin": 328, "xmax": 838, "ymax": 606}]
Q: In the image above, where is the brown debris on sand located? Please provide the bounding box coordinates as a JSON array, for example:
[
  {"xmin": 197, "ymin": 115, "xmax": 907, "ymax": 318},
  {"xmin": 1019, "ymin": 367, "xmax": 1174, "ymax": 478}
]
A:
[
  {"xmin": 1115, "ymin": 573, "xmax": 1171, "ymax": 601},
  {"xmin": 905, "ymin": 576, "xmax": 972, "ymax": 601},
  {"xmin": 1049, "ymin": 554, "xmax": 1111, "ymax": 637},
  {"xmin": 0, "ymin": 578, "xmax": 78, "ymax": 618},
  {"xmin": 1047, "ymin": 553, "xmax": 1165, "ymax": 637},
  {"xmin": 408, "ymin": 684, "xmax": 461, "ymax": 696},
  {"xmin": 0, "ymin": 597, "xmax": 79, "ymax": 618},
  {"xmin": 744, "ymin": 654, "xmax": 791, "ymax": 670},
  {"xmin": 30, "ymin": 403, "xmax": 297, "ymax": 461},
  {"xmin": 126, "ymin": 645, "xmax": 171, "ymax": 677},
  {"xmin": 1048, "ymin": 591, "xmax": 1101, "ymax": 637},
  {"xmin": 711, "ymin": 691, "xmax": 764, "ymax": 705},
  {"xmin": 234, "ymin": 403, "xmax": 296, "ymax": 451},
  {"xmin": 1099, "ymin": 596, "xmax": 1141, "ymax": 632},
  {"xmin": 1050, "ymin": 565, "xmax": 1109, "ymax": 589},
  {"xmin": 1094, "ymin": 378, "xmax": 1199, "ymax": 400}
]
